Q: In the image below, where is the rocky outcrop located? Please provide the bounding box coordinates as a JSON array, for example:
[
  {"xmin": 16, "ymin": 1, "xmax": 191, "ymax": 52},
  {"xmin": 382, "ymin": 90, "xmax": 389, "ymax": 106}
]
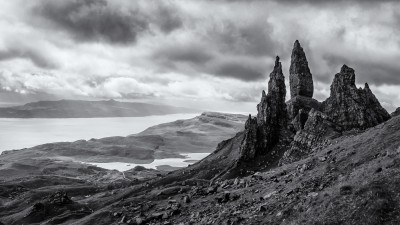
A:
[
  {"xmin": 287, "ymin": 40, "xmax": 320, "ymax": 130},
  {"xmin": 289, "ymin": 40, "xmax": 314, "ymax": 98},
  {"xmin": 239, "ymin": 116, "xmax": 258, "ymax": 161},
  {"xmin": 281, "ymin": 109, "xmax": 341, "ymax": 164},
  {"xmin": 239, "ymin": 56, "xmax": 288, "ymax": 161},
  {"xmin": 321, "ymin": 65, "xmax": 391, "ymax": 131},
  {"xmin": 287, "ymin": 95, "xmax": 320, "ymax": 122},
  {"xmin": 391, "ymin": 107, "xmax": 400, "ymax": 117}
]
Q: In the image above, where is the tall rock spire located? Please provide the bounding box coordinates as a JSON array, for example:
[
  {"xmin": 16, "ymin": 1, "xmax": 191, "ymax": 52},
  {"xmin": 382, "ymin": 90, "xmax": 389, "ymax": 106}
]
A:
[
  {"xmin": 240, "ymin": 56, "xmax": 288, "ymax": 161},
  {"xmin": 289, "ymin": 40, "xmax": 314, "ymax": 98},
  {"xmin": 257, "ymin": 56, "xmax": 287, "ymax": 128}
]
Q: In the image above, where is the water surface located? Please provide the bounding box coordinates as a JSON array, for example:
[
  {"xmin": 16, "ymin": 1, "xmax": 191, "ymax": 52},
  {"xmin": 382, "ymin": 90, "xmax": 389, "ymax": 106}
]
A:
[
  {"xmin": 0, "ymin": 113, "xmax": 199, "ymax": 153},
  {"xmin": 82, "ymin": 153, "xmax": 210, "ymax": 172}
]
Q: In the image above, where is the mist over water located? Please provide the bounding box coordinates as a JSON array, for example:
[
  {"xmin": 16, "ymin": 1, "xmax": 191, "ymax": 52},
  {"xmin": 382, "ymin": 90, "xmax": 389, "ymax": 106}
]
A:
[{"xmin": 0, "ymin": 114, "xmax": 199, "ymax": 153}]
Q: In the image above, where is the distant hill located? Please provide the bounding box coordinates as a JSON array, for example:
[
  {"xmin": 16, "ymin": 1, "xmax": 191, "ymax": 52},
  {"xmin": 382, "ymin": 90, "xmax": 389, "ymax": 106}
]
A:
[
  {"xmin": 0, "ymin": 112, "xmax": 247, "ymax": 164},
  {"xmin": 0, "ymin": 99, "xmax": 200, "ymax": 118}
]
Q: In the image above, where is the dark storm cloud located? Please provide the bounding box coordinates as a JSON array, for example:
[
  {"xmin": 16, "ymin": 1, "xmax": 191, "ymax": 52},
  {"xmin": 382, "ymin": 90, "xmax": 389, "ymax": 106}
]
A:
[
  {"xmin": 211, "ymin": 59, "xmax": 268, "ymax": 81},
  {"xmin": 207, "ymin": 20, "xmax": 278, "ymax": 57},
  {"xmin": 151, "ymin": 17, "xmax": 279, "ymax": 81},
  {"xmin": 152, "ymin": 43, "xmax": 270, "ymax": 81},
  {"xmin": 0, "ymin": 47, "xmax": 58, "ymax": 69},
  {"xmin": 153, "ymin": 44, "xmax": 214, "ymax": 65},
  {"xmin": 32, "ymin": 0, "xmax": 182, "ymax": 44},
  {"xmin": 322, "ymin": 54, "xmax": 400, "ymax": 86}
]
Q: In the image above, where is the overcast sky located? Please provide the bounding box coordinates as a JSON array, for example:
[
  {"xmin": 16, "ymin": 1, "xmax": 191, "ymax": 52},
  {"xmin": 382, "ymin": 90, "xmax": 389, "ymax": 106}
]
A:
[{"xmin": 0, "ymin": 0, "xmax": 399, "ymax": 112}]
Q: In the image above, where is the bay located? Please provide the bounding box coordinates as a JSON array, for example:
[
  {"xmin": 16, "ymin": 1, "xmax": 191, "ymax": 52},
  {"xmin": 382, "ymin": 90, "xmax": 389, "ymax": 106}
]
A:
[{"xmin": 0, "ymin": 113, "xmax": 199, "ymax": 153}]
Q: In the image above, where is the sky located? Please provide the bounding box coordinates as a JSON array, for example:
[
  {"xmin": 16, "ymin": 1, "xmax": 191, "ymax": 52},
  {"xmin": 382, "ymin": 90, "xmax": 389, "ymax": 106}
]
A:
[{"xmin": 0, "ymin": 0, "xmax": 399, "ymax": 113}]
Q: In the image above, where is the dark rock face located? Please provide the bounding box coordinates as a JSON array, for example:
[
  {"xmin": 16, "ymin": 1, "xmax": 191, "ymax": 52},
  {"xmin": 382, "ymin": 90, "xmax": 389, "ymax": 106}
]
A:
[
  {"xmin": 239, "ymin": 116, "xmax": 258, "ymax": 161},
  {"xmin": 321, "ymin": 65, "xmax": 391, "ymax": 131},
  {"xmin": 289, "ymin": 40, "xmax": 314, "ymax": 98},
  {"xmin": 287, "ymin": 95, "xmax": 320, "ymax": 122},
  {"xmin": 281, "ymin": 109, "xmax": 341, "ymax": 164},
  {"xmin": 391, "ymin": 108, "xmax": 400, "ymax": 117},
  {"xmin": 239, "ymin": 56, "xmax": 288, "ymax": 161},
  {"xmin": 256, "ymin": 56, "xmax": 288, "ymax": 152},
  {"xmin": 287, "ymin": 41, "xmax": 320, "ymax": 131}
]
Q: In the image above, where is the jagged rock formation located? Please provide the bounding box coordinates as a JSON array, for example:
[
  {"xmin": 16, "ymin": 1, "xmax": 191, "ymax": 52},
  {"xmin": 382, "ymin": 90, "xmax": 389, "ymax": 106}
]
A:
[
  {"xmin": 282, "ymin": 64, "xmax": 391, "ymax": 164},
  {"xmin": 321, "ymin": 65, "xmax": 391, "ymax": 131},
  {"xmin": 281, "ymin": 109, "xmax": 341, "ymax": 164},
  {"xmin": 239, "ymin": 116, "xmax": 258, "ymax": 161},
  {"xmin": 392, "ymin": 107, "xmax": 400, "ymax": 117},
  {"xmin": 287, "ymin": 95, "xmax": 320, "ymax": 122},
  {"xmin": 289, "ymin": 40, "xmax": 314, "ymax": 99},
  {"xmin": 287, "ymin": 40, "xmax": 320, "ymax": 130},
  {"xmin": 239, "ymin": 56, "xmax": 288, "ymax": 161}
]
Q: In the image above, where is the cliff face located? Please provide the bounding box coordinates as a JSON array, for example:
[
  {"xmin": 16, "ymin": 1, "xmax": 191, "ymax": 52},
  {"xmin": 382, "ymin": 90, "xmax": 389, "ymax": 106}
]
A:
[{"xmin": 321, "ymin": 65, "xmax": 391, "ymax": 131}]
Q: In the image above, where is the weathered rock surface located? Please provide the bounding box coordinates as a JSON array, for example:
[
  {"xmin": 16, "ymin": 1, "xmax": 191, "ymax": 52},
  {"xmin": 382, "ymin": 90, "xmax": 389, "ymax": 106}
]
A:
[
  {"xmin": 239, "ymin": 115, "xmax": 258, "ymax": 161},
  {"xmin": 289, "ymin": 40, "xmax": 314, "ymax": 98},
  {"xmin": 321, "ymin": 65, "xmax": 391, "ymax": 131},
  {"xmin": 281, "ymin": 109, "xmax": 342, "ymax": 164},
  {"xmin": 391, "ymin": 107, "xmax": 400, "ymax": 117},
  {"xmin": 287, "ymin": 40, "xmax": 320, "ymax": 132},
  {"xmin": 287, "ymin": 95, "xmax": 320, "ymax": 122},
  {"xmin": 239, "ymin": 56, "xmax": 288, "ymax": 161}
]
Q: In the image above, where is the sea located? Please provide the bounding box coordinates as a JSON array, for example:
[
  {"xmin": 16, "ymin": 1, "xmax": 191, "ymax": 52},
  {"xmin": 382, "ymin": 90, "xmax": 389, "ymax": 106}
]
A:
[{"xmin": 0, "ymin": 113, "xmax": 199, "ymax": 153}]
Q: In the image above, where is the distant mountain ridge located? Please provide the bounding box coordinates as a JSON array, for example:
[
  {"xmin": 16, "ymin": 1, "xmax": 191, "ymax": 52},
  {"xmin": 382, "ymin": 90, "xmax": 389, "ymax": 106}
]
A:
[{"xmin": 0, "ymin": 99, "xmax": 199, "ymax": 118}]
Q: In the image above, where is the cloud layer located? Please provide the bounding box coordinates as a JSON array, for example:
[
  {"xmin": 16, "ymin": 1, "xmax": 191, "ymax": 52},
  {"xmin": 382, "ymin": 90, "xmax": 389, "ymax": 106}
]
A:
[{"xmin": 0, "ymin": 0, "xmax": 399, "ymax": 112}]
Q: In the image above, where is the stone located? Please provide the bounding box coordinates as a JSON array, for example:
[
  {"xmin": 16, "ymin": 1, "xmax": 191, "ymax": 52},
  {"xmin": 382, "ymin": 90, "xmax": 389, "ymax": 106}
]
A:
[
  {"xmin": 239, "ymin": 56, "xmax": 288, "ymax": 161},
  {"xmin": 183, "ymin": 195, "xmax": 191, "ymax": 203},
  {"xmin": 263, "ymin": 191, "xmax": 277, "ymax": 200},
  {"xmin": 321, "ymin": 65, "xmax": 391, "ymax": 130},
  {"xmin": 206, "ymin": 186, "xmax": 218, "ymax": 194},
  {"xmin": 259, "ymin": 204, "xmax": 268, "ymax": 212},
  {"xmin": 289, "ymin": 40, "xmax": 314, "ymax": 98},
  {"xmin": 135, "ymin": 217, "xmax": 144, "ymax": 225},
  {"xmin": 239, "ymin": 115, "xmax": 258, "ymax": 161},
  {"xmin": 281, "ymin": 109, "xmax": 341, "ymax": 164},
  {"xmin": 286, "ymin": 96, "xmax": 320, "ymax": 122}
]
